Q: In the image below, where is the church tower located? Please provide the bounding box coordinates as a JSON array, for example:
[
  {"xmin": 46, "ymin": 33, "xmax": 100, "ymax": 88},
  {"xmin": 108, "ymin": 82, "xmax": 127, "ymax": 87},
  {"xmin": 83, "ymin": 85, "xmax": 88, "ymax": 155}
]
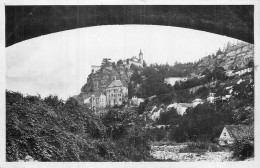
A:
[{"xmin": 139, "ymin": 49, "xmax": 143, "ymax": 66}]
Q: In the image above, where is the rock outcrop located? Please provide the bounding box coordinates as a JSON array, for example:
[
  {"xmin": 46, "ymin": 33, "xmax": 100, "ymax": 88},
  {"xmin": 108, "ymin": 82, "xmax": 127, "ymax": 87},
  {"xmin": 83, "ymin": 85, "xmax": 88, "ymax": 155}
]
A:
[{"xmin": 197, "ymin": 42, "xmax": 254, "ymax": 74}]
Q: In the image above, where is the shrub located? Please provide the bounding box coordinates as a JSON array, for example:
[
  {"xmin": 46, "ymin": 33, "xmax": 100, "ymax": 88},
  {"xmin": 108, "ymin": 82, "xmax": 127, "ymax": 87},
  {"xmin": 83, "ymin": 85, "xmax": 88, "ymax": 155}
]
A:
[{"xmin": 230, "ymin": 138, "xmax": 254, "ymax": 160}]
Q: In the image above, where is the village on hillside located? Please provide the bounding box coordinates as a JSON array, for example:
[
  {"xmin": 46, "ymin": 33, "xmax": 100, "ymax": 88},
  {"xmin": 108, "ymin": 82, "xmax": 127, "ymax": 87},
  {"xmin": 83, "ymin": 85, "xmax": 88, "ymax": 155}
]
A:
[
  {"xmin": 77, "ymin": 41, "xmax": 254, "ymax": 118},
  {"xmin": 5, "ymin": 5, "xmax": 256, "ymax": 163},
  {"xmin": 6, "ymin": 40, "xmax": 255, "ymax": 162},
  {"xmin": 70, "ymin": 41, "xmax": 255, "ymax": 161}
]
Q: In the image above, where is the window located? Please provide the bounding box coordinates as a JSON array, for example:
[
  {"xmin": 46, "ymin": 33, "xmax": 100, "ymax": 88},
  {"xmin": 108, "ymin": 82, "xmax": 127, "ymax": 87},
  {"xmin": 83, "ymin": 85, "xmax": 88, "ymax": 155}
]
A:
[
  {"xmin": 223, "ymin": 133, "xmax": 226, "ymax": 136},
  {"xmin": 119, "ymin": 98, "xmax": 121, "ymax": 101}
]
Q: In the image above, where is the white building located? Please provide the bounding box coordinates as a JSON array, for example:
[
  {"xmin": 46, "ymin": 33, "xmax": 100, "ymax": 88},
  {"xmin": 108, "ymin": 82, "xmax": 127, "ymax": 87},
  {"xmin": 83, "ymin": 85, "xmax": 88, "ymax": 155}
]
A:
[
  {"xmin": 131, "ymin": 96, "xmax": 145, "ymax": 106},
  {"xmin": 88, "ymin": 92, "xmax": 107, "ymax": 111},
  {"xmin": 106, "ymin": 79, "xmax": 128, "ymax": 106},
  {"xmin": 150, "ymin": 106, "xmax": 164, "ymax": 120},
  {"xmin": 164, "ymin": 77, "xmax": 188, "ymax": 86},
  {"xmin": 234, "ymin": 67, "xmax": 253, "ymax": 76},
  {"xmin": 207, "ymin": 92, "xmax": 216, "ymax": 103},
  {"xmin": 192, "ymin": 98, "xmax": 204, "ymax": 106},
  {"xmin": 225, "ymin": 70, "xmax": 235, "ymax": 77},
  {"xmin": 123, "ymin": 49, "xmax": 144, "ymax": 68},
  {"xmin": 166, "ymin": 103, "xmax": 193, "ymax": 115}
]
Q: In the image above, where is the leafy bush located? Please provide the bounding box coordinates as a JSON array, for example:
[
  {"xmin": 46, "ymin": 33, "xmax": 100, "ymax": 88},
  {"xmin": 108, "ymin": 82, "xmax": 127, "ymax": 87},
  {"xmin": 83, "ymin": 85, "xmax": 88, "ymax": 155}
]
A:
[
  {"xmin": 6, "ymin": 91, "xmax": 151, "ymax": 162},
  {"xmin": 230, "ymin": 138, "xmax": 254, "ymax": 160}
]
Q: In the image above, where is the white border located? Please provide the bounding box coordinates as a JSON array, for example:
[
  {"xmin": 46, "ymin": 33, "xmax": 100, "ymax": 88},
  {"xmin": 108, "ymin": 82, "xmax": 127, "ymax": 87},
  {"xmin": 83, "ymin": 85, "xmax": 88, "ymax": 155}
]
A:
[{"xmin": 0, "ymin": 0, "xmax": 259, "ymax": 168}]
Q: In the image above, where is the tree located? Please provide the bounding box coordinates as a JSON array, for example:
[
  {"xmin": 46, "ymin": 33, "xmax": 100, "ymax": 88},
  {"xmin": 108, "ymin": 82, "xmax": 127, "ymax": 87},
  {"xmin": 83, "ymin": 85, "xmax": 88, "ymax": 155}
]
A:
[
  {"xmin": 112, "ymin": 62, "xmax": 116, "ymax": 69},
  {"xmin": 216, "ymin": 48, "xmax": 223, "ymax": 56},
  {"xmin": 232, "ymin": 80, "xmax": 254, "ymax": 106},
  {"xmin": 157, "ymin": 108, "xmax": 179, "ymax": 125},
  {"xmin": 247, "ymin": 59, "xmax": 254, "ymax": 68},
  {"xmin": 6, "ymin": 90, "xmax": 152, "ymax": 162},
  {"xmin": 143, "ymin": 60, "xmax": 147, "ymax": 67},
  {"xmin": 194, "ymin": 86, "xmax": 209, "ymax": 99},
  {"xmin": 212, "ymin": 66, "xmax": 226, "ymax": 80},
  {"xmin": 117, "ymin": 59, "xmax": 123, "ymax": 66}
]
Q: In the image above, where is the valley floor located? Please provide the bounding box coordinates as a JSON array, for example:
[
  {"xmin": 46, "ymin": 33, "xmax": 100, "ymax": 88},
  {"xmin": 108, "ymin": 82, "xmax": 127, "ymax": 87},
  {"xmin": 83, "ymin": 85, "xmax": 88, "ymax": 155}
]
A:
[{"xmin": 150, "ymin": 144, "xmax": 234, "ymax": 162}]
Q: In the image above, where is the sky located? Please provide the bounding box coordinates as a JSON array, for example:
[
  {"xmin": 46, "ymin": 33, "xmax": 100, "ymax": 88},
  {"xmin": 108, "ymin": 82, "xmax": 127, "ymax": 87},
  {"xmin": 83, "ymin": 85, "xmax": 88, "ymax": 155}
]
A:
[{"xmin": 6, "ymin": 25, "xmax": 242, "ymax": 100}]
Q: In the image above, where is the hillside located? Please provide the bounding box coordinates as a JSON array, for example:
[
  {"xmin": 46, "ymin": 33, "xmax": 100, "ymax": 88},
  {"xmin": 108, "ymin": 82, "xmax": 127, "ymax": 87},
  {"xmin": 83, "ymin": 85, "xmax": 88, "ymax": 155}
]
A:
[
  {"xmin": 196, "ymin": 42, "xmax": 254, "ymax": 74},
  {"xmin": 6, "ymin": 41, "xmax": 255, "ymax": 162}
]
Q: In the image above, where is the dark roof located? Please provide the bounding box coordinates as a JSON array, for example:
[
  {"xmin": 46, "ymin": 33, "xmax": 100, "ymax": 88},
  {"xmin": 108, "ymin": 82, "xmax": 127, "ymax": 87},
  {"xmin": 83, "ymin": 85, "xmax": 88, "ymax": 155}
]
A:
[{"xmin": 225, "ymin": 125, "xmax": 254, "ymax": 140}]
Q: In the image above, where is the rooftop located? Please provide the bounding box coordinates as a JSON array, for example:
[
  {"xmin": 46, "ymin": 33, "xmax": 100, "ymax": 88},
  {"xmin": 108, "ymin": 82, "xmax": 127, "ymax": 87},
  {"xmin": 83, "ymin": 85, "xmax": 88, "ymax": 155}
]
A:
[
  {"xmin": 224, "ymin": 125, "xmax": 254, "ymax": 140},
  {"xmin": 108, "ymin": 79, "xmax": 127, "ymax": 88}
]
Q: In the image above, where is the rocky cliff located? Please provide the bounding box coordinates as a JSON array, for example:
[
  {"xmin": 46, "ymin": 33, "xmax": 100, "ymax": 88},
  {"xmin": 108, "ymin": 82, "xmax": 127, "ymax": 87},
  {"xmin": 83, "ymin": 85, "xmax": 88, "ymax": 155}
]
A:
[
  {"xmin": 197, "ymin": 42, "xmax": 254, "ymax": 74},
  {"xmin": 79, "ymin": 64, "xmax": 135, "ymax": 99}
]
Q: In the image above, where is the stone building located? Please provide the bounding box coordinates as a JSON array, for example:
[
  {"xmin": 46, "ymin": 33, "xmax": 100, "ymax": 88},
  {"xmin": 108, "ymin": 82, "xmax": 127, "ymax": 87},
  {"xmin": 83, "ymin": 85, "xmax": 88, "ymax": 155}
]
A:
[
  {"xmin": 123, "ymin": 49, "xmax": 144, "ymax": 68},
  {"xmin": 106, "ymin": 79, "xmax": 128, "ymax": 106},
  {"xmin": 131, "ymin": 96, "xmax": 145, "ymax": 106},
  {"xmin": 80, "ymin": 50, "xmax": 146, "ymax": 112},
  {"xmin": 85, "ymin": 92, "xmax": 107, "ymax": 112}
]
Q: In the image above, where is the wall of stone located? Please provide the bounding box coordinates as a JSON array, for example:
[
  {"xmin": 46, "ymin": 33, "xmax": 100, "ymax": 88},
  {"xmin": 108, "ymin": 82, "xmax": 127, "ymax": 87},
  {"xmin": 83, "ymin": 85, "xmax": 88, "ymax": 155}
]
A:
[{"xmin": 220, "ymin": 42, "xmax": 254, "ymax": 70}]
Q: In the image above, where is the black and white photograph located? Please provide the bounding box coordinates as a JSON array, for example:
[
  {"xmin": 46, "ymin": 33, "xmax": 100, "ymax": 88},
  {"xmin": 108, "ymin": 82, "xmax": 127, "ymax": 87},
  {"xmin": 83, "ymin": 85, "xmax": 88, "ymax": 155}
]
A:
[{"xmin": 1, "ymin": 1, "xmax": 260, "ymax": 166}]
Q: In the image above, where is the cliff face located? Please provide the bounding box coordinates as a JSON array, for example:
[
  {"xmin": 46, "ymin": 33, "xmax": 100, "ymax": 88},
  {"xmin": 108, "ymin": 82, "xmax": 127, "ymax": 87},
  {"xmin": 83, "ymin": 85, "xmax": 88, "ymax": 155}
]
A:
[
  {"xmin": 81, "ymin": 65, "xmax": 134, "ymax": 95},
  {"xmin": 197, "ymin": 42, "xmax": 254, "ymax": 74}
]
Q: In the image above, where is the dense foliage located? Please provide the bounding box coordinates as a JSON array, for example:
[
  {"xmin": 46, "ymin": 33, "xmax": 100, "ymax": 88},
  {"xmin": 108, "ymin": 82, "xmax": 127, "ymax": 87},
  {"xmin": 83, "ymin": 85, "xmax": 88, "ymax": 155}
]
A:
[
  {"xmin": 153, "ymin": 69, "xmax": 254, "ymax": 145},
  {"xmin": 6, "ymin": 91, "xmax": 151, "ymax": 162},
  {"xmin": 230, "ymin": 137, "xmax": 254, "ymax": 160}
]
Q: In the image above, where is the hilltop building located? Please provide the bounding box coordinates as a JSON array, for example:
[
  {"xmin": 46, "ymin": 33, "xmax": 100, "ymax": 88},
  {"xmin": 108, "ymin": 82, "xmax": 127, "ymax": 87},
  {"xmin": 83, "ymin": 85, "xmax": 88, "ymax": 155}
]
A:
[
  {"xmin": 123, "ymin": 49, "xmax": 144, "ymax": 68},
  {"xmin": 80, "ymin": 50, "xmax": 145, "ymax": 112}
]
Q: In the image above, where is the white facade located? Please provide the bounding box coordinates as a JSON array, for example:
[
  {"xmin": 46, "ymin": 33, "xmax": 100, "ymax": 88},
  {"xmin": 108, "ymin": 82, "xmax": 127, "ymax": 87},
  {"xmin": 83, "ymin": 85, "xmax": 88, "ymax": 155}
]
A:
[
  {"xmin": 192, "ymin": 98, "xmax": 203, "ymax": 107},
  {"xmin": 207, "ymin": 93, "xmax": 216, "ymax": 103},
  {"xmin": 166, "ymin": 100, "xmax": 202, "ymax": 115},
  {"xmin": 150, "ymin": 106, "xmax": 163, "ymax": 120},
  {"xmin": 99, "ymin": 93, "xmax": 107, "ymax": 108},
  {"xmin": 167, "ymin": 103, "xmax": 193, "ymax": 115},
  {"xmin": 131, "ymin": 96, "xmax": 145, "ymax": 106},
  {"xmin": 106, "ymin": 80, "xmax": 128, "ymax": 106},
  {"xmin": 234, "ymin": 67, "xmax": 253, "ymax": 76},
  {"xmin": 219, "ymin": 127, "xmax": 234, "ymax": 146}
]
